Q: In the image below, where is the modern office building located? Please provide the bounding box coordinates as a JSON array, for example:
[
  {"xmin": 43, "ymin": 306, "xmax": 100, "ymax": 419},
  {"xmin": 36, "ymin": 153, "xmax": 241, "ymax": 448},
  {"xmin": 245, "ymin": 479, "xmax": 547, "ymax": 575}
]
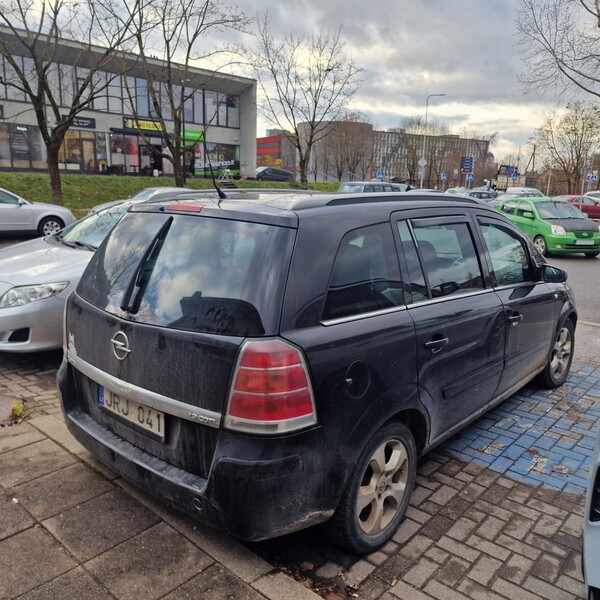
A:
[{"xmin": 0, "ymin": 29, "xmax": 257, "ymax": 177}]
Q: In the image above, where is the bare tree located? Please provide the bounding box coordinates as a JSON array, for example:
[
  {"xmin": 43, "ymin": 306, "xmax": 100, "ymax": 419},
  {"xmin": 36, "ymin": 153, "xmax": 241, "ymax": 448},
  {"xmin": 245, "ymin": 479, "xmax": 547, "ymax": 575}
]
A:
[
  {"xmin": 246, "ymin": 16, "xmax": 363, "ymax": 187},
  {"xmin": 113, "ymin": 0, "xmax": 250, "ymax": 186},
  {"xmin": 0, "ymin": 2, "xmax": 140, "ymax": 204},
  {"xmin": 532, "ymin": 102, "xmax": 600, "ymax": 193},
  {"xmin": 517, "ymin": 0, "xmax": 600, "ymax": 99},
  {"xmin": 317, "ymin": 113, "xmax": 373, "ymax": 182}
]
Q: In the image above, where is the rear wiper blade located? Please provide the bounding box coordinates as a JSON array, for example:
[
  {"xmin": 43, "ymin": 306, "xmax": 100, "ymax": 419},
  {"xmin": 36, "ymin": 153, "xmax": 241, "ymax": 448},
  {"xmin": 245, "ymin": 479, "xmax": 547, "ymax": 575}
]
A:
[{"xmin": 120, "ymin": 216, "xmax": 174, "ymax": 314}]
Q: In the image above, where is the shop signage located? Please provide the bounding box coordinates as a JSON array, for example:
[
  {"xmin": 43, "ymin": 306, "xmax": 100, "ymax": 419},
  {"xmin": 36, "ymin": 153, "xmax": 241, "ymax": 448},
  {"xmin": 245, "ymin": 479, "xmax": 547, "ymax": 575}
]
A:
[
  {"xmin": 63, "ymin": 115, "xmax": 96, "ymax": 129},
  {"xmin": 123, "ymin": 118, "xmax": 164, "ymax": 132},
  {"xmin": 181, "ymin": 129, "xmax": 205, "ymax": 143}
]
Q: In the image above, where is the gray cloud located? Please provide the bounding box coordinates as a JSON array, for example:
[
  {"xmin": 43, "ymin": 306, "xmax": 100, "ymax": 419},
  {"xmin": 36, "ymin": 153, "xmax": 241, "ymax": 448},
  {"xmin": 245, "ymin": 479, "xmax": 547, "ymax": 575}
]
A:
[{"xmin": 233, "ymin": 0, "xmax": 565, "ymax": 154}]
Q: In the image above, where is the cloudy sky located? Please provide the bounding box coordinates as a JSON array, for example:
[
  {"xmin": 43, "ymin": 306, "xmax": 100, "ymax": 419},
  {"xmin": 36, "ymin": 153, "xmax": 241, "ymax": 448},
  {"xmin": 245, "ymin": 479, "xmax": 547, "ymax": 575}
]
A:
[{"xmin": 234, "ymin": 0, "xmax": 566, "ymax": 163}]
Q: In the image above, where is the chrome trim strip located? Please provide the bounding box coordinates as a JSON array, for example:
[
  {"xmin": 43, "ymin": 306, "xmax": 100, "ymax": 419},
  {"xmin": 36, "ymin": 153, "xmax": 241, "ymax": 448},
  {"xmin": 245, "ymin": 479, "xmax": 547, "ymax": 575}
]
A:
[
  {"xmin": 68, "ymin": 352, "xmax": 222, "ymax": 429},
  {"xmin": 321, "ymin": 304, "xmax": 409, "ymax": 326}
]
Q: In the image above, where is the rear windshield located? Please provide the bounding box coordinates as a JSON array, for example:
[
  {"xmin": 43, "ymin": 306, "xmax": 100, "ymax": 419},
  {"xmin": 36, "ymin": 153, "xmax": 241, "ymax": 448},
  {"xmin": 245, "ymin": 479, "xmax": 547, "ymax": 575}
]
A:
[{"xmin": 77, "ymin": 211, "xmax": 295, "ymax": 336}]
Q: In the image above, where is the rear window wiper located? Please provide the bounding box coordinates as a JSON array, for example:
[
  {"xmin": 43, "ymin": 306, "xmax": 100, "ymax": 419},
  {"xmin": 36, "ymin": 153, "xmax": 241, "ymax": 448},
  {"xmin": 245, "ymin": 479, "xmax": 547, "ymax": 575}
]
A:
[{"xmin": 120, "ymin": 216, "xmax": 173, "ymax": 314}]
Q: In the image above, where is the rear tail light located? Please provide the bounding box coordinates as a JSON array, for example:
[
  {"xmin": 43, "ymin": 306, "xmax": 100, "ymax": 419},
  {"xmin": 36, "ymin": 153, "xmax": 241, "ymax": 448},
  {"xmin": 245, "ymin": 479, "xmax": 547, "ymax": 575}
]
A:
[{"xmin": 225, "ymin": 339, "xmax": 317, "ymax": 434}]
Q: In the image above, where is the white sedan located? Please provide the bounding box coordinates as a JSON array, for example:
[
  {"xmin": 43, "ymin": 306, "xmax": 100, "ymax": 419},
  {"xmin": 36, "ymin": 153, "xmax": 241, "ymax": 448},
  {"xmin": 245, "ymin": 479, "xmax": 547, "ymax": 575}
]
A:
[
  {"xmin": 0, "ymin": 202, "xmax": 130, "ymax": 352},
  {"xmin": 0, "ymin": 187, "xmax": 76, "ymax": 235}
]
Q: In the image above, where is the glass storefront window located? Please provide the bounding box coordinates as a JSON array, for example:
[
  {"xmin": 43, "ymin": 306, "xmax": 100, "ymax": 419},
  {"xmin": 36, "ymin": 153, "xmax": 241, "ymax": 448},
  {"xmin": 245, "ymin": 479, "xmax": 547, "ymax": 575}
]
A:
[
  {"xmin": 0, "ymin": 124, "xmax": 11, "ymax": 167},
  {"xmin": 194, "ymin": 91, "xmax": 204, "ymax": 124},
  {"xmin": 217, "ymin": 93, "xmax": 227, "ymax": 126},
  {"xmin": 205, "ymin": 91, "xmax": 218, "ymax": 127},
  {"xmin": 108, "ymin": 75, "xmax": 123, "ymax": 113},
  {"xmin": 227, "ymin": 95, "xmax": 239, "ymax": 128}
]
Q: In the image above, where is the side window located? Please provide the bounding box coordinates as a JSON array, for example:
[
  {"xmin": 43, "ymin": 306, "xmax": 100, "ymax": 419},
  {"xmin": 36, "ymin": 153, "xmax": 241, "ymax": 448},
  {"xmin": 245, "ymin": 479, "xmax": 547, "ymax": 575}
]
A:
[
  {"xmin": 516, "ymin": 201, "xmax": 533, "ymax": 218},
  {"xmin": 396, "ymin": 220, "xmax": 428, "ymax": 303},
  {"xmin": 364, "ymin": 185, "xmax": 374, "ymax": 192},
  {"xmin": 479, "ymin": 222, "xmax": 533, "ymax": 285},
  {"xmin": 500, "ymin": 201, "xmax": 517, "ymax": 215},
  {"xmin": 410, "ymin": 221, "xmax": 484, "ymax": 298},
  {"xmin": 323, "ymin": 223, "xmax": 404, "ymax": 320},
  {"xmin": 0, "ymin": 190, "xmax": 19, "ymax": 204}
]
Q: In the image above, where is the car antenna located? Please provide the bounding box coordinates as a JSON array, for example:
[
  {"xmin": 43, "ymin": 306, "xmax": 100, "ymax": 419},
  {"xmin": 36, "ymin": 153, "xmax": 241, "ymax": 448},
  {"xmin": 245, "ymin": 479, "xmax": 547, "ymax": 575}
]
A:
[{"xmin": 203, "ymin": 137, "xmax": 227, "ymax": 203}]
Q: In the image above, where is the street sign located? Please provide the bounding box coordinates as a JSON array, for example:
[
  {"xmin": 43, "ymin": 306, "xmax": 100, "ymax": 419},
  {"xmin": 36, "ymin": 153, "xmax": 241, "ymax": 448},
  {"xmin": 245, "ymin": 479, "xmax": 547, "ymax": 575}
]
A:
[
  {"xmin": 377, "ymin": 171, "xmax": 385, "ymax": 180},
  {"xmin": 460, "ymin": 156, "xmax": 474, "ymax": 174},
  {"xmin": 593, "ymin": 175, "xmax": 598, "ymax": 182},
  {"xmin": 418, "ymin": 158, "xmax": 427, "ymax": 168},
  {"xmin": 512, "ymin": 172, "xmax": 518, "ymax": 180},
  {"xmin": 453, "ymin": 168, "xmax": 459, "ymax": 176},
  {"xmin": 466, "ymin": 173, "xmax": 474, "ymax": 181},
  {"xmin": 441, "ymin": 172, "xmax": 448, "ymax": 181}
]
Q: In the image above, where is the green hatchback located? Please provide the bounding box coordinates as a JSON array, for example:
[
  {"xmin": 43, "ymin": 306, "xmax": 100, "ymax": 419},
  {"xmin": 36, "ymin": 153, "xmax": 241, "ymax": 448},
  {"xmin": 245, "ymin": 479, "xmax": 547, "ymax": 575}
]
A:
[{"xmin": 497, "ymin": 197, "xmax": 600, "ymax": 257}]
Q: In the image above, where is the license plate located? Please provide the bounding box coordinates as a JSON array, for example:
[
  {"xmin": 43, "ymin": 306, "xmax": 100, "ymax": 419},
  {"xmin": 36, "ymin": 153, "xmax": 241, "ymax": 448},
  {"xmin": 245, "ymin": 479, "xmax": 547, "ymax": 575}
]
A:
[
  {"xmin": 99, "ymin": 386, "xmax": 165, "ymax": 439},
  {"xmin": 575, "ymin": 239, "xmax": 594, "ymax": 245}
]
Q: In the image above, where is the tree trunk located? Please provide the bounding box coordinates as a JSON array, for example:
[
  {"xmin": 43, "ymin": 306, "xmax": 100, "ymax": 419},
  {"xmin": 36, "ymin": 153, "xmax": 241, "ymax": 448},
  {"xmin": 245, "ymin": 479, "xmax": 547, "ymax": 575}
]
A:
[
  {"xmin": 298, "ymin": 154, "xmax": 309, "ymax": 189},
  {"xmin": 173, "ymin": 154, "xmax": 185, "ymax": 187},
  {"xmin": 47, "ymin": 143, "xmax": 64, "ymax": 206}
]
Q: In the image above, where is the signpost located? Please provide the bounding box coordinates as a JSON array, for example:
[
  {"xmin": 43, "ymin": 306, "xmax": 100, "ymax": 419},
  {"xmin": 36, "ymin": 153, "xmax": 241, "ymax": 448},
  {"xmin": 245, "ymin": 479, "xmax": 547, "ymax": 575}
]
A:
[{"xmin": 441, "ymin": 172, "xmax": 448, "ymax": 191}]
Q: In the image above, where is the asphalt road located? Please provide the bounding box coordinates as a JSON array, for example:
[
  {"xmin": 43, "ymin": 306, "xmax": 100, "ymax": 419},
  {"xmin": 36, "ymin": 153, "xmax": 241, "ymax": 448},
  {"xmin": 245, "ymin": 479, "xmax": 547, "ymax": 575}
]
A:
[{"xmin": 547, "ymin": 254, "xmax": 599, "ymax": 324}]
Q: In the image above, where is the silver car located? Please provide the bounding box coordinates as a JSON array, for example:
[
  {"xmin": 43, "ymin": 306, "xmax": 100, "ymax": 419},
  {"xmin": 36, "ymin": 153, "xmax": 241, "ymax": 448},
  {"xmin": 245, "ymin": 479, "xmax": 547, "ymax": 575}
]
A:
[
  {"xmin": 0, "ymin": 187, "xmax": 76, "ymax": 235},
  {"xmin": 585, "ymin": 426, "xmax": 600, "ymax": 599},
  {"xmin": 0, "ymin": 202, "xmax": 131, "ymax": 352}
]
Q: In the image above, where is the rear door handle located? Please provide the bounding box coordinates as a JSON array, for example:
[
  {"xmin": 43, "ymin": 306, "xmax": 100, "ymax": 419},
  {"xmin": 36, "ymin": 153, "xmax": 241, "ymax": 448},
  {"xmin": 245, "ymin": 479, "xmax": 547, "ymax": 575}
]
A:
[
  {"xmin": 424, "ymin": 337, "xmax": 449, "ymax": 353},
  {"xmin": 507, "ymin": 313, "xmax": 523, "ymax": 326}
]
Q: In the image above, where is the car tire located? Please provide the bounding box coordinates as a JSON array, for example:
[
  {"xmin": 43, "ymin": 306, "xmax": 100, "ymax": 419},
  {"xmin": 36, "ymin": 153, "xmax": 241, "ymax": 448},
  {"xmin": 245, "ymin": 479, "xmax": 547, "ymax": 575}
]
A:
[
  {"xmin": 584, "ymin": 253, "xmax": 598, "ymax": 258},
  {"xmin": 536, "ymin": 319, "xmax": 575, "ymax": 389},
  {"xmin": 38, "ymin": 216, "xmax": 65, "ymax": 236},
  {"xmin": 533, "ymin": 235, "xmax": 547, "ymax": 256},
  {"xmin": 325, "ymin": 422, "xmax": 416, "ymax": 554}
]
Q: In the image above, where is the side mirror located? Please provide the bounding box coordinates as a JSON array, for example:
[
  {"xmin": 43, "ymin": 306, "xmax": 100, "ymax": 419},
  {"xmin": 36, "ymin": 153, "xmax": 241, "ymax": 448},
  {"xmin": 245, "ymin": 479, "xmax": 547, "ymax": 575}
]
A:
[
  {"xmin": 522, "ymin": 211, "xmax": 535, "ymax": 219},
  {"xmin": 542, "ymin": 264, "xmax": 567, "ymax": 283}
]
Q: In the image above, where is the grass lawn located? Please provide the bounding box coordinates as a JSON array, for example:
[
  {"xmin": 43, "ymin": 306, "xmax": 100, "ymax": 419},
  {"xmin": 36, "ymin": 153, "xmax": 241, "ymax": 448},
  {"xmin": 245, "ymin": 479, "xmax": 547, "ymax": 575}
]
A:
[{"xmin": 0, "ymin": 172, "xmax": 340, "ymax": 218}]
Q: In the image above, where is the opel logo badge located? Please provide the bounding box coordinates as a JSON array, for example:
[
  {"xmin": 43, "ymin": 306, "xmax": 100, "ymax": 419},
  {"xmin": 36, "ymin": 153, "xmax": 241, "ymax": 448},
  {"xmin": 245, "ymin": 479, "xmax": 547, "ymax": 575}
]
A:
[{"xmin": 111, "ymin": 331, "xmax": 131, "ymax": 360}]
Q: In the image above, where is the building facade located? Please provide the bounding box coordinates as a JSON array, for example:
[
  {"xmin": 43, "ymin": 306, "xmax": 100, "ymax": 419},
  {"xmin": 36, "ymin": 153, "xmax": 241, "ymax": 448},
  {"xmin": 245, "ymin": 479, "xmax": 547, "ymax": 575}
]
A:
[
  {"xmin": 0, "ymin": 32, "xmax": 257, "ymax": 178},
  {"xmin": 299, "ymin": 121, "xmax": 493, "ymax": 187}
]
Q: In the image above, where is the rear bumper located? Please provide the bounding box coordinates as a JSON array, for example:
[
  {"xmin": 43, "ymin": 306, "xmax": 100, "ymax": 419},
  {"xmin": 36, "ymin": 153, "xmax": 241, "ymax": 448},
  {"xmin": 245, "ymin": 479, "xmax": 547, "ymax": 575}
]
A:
[{"xmin": 58, "ymin": 359, "xmax": 345, "ymax": 541}]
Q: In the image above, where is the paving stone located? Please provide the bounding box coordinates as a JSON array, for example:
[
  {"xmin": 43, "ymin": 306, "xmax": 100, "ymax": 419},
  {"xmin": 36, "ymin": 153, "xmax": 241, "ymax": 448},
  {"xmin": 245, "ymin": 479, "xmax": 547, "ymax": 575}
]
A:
[
  {"xmin": 434, "ymin": 556, "xmax": 470, "ymax": 588},
  {"xmin": 11, "ymin": 462, "xmax": 114, "ymax": 520},
  {"xmin": 252, "ymin": 571, "xmax": 320, "ymax": 600},
  {"xmin": 17, "ymin": 566, "xmax": 115, "ymax": 600},
  {"xmin": 402, "ymin": 557, "xmax": 438, "ymax": 587},
  {"xmin": 85, "ymin": 522, "xmax": 214, "ymax": 600},
  {"xmin": 0, "ymin": 423, "xmax": 45, "ymax": 453},
  {"xmin": 0, "ymin": 490, "xmax": 35, "ymax": 540},
  {"xmin": 457, "ymin": 578, "xmax": 509, "ymax": 600},
  {"xmin": 0, "ymin": 438, "xmax": 76, "ymax": 487},
  {"xmin": 0, "ymin": 526, "xmax": 75, "ymax": 597},
  {"xmin": 522, "ymin": 576, "xmax": 577, "ymax": 600},
  {"xmin": 389, "ymin": 580, "xmax": 432, "ymax": 599},
  {"xmin": 392, "ymin": 518, "xmax": 422, "ymax": 544},
  {"xmin": 398, "ymin": 534, "xmax": 434, "ymax": 561},
  {"xmin": 425, "ymin": 579, "xmax": 471, "ymax": 600},
  {"xmin": 374, "ymin": 554, "xmax": 413, "ymax": 585},
  {"xmin": 497, "ymin": 553, "xmax": 534, "ymax": 585},
  {"xmin": 162, "ymin": 563, "xmax": 265, "ymax": 600},
  {"xmin": 492, "ymin": 578, "xmax": 545, "ymax": 600},
  {"xmin": 474, "ymin": 515, "xmax": 505, "ymax": 541},
  {"xmin": 43, "ymin": 488, "xmax": 161, "ymax": 561},
  {"xmin": 467, "ymin": 555, "xmax": 503, "ymax": 587}
]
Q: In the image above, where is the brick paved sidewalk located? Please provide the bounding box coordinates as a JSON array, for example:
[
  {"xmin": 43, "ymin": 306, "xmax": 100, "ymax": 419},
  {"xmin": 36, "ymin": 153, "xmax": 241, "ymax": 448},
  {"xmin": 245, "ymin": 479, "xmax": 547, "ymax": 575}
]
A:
[{"xmin": 0, "ymin": 323, "xmax": 598, "ymax": 599}]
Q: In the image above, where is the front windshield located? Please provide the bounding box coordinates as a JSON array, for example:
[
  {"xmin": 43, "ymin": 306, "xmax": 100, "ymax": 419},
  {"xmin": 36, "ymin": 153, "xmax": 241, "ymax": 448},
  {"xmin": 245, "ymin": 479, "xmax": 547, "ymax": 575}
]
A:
[
  {"xmin": 536, "ymin": 201, "xmax": 587, "ymax": 220},
  {"xmin": 58, "ymin": 204, "xmax": 130, "ymax": 247}
]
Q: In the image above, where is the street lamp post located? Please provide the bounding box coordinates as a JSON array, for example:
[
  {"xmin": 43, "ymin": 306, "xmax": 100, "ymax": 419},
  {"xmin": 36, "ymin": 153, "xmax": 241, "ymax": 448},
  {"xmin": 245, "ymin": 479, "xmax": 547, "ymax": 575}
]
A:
[{"xmin": 420, "ymin": 93, "xmax": 446, "ymax": 189}]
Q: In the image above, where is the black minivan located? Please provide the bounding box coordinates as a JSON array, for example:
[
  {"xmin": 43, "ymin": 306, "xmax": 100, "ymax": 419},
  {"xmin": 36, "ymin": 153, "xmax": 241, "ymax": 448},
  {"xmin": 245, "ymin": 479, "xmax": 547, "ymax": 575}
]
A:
[{"xmin": 58, "ymin": 191, "xmax": 576, "ymax": 553}]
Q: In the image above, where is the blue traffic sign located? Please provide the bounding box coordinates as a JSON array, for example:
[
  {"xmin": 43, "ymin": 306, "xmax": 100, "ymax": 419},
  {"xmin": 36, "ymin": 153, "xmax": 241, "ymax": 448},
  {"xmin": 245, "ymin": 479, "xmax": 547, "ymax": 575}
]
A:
[
  {"xmin": 511, "ymin": 172, "xmax": 518, "ymax": 180},
  {"xmin": 377, "ymin": 171, "xmax": 385, "ymax": 180},
  {"xmin": 466, "ymin": 173, "xmax": 474, "ymax": 181},
  {"xmin": 441, "ymin": 172, "xmax": 448, "ymax": 181}
]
